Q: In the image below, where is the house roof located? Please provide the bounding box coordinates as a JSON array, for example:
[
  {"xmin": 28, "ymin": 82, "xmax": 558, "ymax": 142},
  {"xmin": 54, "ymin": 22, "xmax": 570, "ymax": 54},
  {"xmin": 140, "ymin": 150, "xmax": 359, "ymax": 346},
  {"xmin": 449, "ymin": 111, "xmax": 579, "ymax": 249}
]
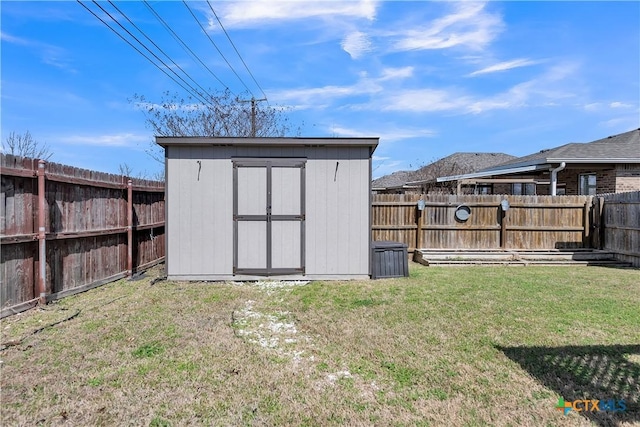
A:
[
  {"xmin": 406, "ymin": 152, "xmax": 516, "ymax": 185},
  {"xmin": 156, "ymin": 136, "xmax": 379, "ymax": 150},
  {"xmin": 373, "ymin": 152, "xmax": 516, "ymax": 189},
  {"xmin": 372, "ymin": 170, "xmax": 418, "ymax": 190},
  {"xmin": 438, "ymin": 128, "xmax": 640, "ymax": 182}
]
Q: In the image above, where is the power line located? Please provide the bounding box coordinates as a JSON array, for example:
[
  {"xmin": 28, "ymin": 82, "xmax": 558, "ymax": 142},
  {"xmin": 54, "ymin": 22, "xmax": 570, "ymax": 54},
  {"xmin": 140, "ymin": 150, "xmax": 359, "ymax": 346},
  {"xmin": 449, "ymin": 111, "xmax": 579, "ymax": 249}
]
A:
[
  {"xmin": 76, "ymin": 1, "xmax": 208, "ymax": 105},
  {"xmin": 107, "ymin": 0, "xmax": 215, "ymax": 101},
  {"xmin": 239, "ymin": 97, "xmax": 268, "ymax": 137},
  {"xmin": 207, "ymin": 1, "xmax": 268, "ymax": 102},
  {"xmin": 182, "ymin": 0, "xmax": 254, "ymax": 97},
  {"xmin": 89, "ymin": 1, "xmax": 210, "ymax": 105},
  {"xmin": 142, "ymin": 0, "xmax": 231, "ymax": 94}
]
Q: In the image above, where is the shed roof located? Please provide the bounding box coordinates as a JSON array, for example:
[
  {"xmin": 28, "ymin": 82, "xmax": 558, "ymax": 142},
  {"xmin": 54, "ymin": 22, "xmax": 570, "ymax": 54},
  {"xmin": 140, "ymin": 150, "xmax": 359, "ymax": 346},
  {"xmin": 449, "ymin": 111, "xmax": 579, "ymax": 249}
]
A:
[{"xmin": 156, "ymin": 136, "xmax": 379, "ymax": 151}]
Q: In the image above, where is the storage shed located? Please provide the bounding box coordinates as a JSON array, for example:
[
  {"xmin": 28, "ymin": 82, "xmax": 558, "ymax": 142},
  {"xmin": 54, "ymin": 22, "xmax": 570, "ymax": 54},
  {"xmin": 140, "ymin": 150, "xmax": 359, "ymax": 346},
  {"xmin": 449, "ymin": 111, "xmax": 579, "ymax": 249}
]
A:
[{"xmin": 157, "ymin": 137, "xmax": 379, "ymax": 281}]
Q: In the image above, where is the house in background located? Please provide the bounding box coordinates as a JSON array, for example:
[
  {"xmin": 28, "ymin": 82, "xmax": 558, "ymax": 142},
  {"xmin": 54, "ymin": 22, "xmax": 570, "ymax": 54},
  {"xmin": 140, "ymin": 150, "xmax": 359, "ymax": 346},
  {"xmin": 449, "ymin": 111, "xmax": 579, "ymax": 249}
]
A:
[
  {"xmin": 371, "ymin": 170, "xmax": 422, "ymax": 194},
  {"xmin": 436, "ymin": 128, "xmax": 640, "ymax": 195},
  {"xmin": 372, "ymin": 152, "xmax": 515, "ymax": 194}
]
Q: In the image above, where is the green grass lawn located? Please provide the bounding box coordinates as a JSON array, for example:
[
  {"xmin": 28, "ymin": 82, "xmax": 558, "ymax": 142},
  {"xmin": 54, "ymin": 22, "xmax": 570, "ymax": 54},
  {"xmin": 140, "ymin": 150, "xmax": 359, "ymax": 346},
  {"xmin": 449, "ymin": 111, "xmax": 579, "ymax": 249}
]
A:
[{"xmin": 1, "ymin": 263, "xmax": 638, "ymax": 426}]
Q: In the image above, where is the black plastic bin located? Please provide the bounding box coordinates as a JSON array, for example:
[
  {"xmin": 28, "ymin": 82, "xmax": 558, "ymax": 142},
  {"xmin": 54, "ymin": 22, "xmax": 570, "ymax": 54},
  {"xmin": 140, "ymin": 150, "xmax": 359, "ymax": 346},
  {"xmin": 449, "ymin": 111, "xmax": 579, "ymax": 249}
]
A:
[{"xmin": 371, "ymin": 241, "xmax": 409, "ymax": 279}]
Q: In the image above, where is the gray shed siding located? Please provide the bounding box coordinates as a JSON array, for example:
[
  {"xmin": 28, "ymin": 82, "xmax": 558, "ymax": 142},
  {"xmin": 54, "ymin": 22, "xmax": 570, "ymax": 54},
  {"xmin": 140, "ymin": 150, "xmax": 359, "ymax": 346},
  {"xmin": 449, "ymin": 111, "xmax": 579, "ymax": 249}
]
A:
[{"xmin": 164, "ymin": 142, "xmax": 374, "ymax": 280}]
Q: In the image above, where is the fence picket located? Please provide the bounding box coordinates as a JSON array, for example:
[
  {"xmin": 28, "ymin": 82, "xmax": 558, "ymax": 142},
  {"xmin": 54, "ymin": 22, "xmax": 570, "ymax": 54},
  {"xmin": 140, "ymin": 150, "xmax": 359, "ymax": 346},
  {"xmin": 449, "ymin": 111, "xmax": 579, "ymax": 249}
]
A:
[
  {"xmin": 372, "ymin": 194, "xmax": 596, "ymax": 252},
  {"xmin": 1, "ymin": 154, "xmax": 165, "ymax": 317}
]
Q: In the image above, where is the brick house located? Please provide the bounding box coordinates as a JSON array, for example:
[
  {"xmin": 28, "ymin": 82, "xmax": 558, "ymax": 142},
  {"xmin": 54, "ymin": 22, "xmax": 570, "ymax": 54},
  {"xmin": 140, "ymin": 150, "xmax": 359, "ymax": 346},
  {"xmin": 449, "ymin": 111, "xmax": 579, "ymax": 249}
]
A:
[{"xmin": 436, "ymin": 128, "xmax": 640, "ymax": 195}]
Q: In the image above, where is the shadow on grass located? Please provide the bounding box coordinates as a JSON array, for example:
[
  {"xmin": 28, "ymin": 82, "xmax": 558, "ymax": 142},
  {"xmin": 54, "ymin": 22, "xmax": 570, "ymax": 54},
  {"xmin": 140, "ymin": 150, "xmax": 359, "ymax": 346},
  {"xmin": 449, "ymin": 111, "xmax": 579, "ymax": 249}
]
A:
[{"xmin": 496, "ymin": 344, "xmax": 639, "ymax": 427}]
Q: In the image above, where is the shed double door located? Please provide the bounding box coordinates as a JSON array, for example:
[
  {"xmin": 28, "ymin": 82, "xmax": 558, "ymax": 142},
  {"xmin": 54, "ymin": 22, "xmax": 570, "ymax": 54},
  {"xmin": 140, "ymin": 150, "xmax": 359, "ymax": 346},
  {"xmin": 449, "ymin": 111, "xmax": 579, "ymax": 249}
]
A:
[{"xmin": 233, "ymin": 159, "xmax": 306, "ymax": 276}]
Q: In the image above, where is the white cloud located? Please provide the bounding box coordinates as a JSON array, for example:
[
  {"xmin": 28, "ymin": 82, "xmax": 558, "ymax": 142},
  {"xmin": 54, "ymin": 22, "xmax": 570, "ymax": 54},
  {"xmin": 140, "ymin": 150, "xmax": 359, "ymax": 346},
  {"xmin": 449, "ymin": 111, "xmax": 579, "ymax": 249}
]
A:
[
  {"xmin": 372, "ymin": 155, "xmax": 391, "ymax": 161},
  {"xmin": 218, "ymin": 0, "xmax": 378, "ymax": 28},
  {"xmin": 329, "ymin": 125, "xmax": 436, "ymax": 142},
  {"xmin": 270, "ymin": 67, "xmax": 415, "ymax": 108},
  {"xmin": 468, "ymin": 58, "xmax": 541, "ymax": 76},
  {"xmin": 1, "ymin": 31, "xmax": 75, "ymax": 73},
  {"xmin": 583, "ymin": 101, "xmax": 635, "ymax": 112},
  {"xmin": 371, "ymin": 61, "xmax": 581, "ymax": 115},
  {"xmin": 458, "ymin": 55, "xmax": 485, "ymax": 64},
  {"xmin": 600, "ymin": 116, "xmax": 640, "ymax": 129},
  {"xmin": 466, "ymin": 62, "xmax": 582, "ymax": 113},
  {"xmin": 273, "ymin": 83, "xmax": 374, "ymax": 105},
  {"xmin": 270, "ymin": 72, "xmax": 388, "ymax": 106},
  {"xmin": 465, "ymin": 80, "xmax": 532, "ymax": 113},
  {"xmin": 379, "ymin": 66, "xmax": 414, "ymax": 81},
  {"xmin": 610, "ymin": 101, "xmax": 634, "ymax": 109},
  {"xmin": 390, "ymin": 2, "xmax": 503, "ymax": 52},
  {"xmin": 270, "ymin": 34, "xmax": 581, "ymax": 116},
  {"xmin": 543, "ymin": 62, "xmax": 580, "ymax": 83},
  {"xmin": 1, "ymin": 31, "xmax": 29, "ymax": 45},
  {"xmin": 381, "ymin": 89, "xmax": 472, "ymax": 113},
  {"xmin": 329, "ymin": 125, "xmax": 373, "ymax": 138},
  {"xmin": 57, "ymin": 133, "xmax": 149, "ymax": 147},
  {"xmin": 341, "ymin": 31, "xmax": 372, "ymax": 59}
]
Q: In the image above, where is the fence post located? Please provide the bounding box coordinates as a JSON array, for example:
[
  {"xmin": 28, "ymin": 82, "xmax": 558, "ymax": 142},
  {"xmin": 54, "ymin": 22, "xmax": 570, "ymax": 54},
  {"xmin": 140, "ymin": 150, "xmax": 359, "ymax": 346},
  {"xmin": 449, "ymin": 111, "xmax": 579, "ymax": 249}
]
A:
[
  {"xmin": 127, "ymin": 179, "xmax": 133, "ymax": 276},
  {"xmin": 416, "ymin": 206, "xmax": 422, "ymax": 251},
  {"xmin": 500, "ymin": 208, "xmax": 507, "ymax": 250},
  {"xmin": 583, "ymin": 199, "xmax": 591, "ymax": 247},
  {"xmin": 598, "ymin": 196, "xmax": 605, "ymax": 250},
  {"xmin": 37, "ymin": 160, "xmax": 47, "ymax": 304}
]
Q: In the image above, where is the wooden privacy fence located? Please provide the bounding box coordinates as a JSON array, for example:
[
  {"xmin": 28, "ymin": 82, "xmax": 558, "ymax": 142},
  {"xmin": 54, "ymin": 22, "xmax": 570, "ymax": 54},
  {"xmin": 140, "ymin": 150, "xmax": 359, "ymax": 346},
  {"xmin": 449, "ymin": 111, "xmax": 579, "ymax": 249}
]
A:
[
  {"xmin": 1, "ymin": 154, "xmax": 165, "ymax": 318},
  {"xmin": 592, "ymin": 191, "xmax": 640, "ymax": 267},
  {"xmin": 372, "ymin": 194, "xmax": 593, "ymax": 253}
]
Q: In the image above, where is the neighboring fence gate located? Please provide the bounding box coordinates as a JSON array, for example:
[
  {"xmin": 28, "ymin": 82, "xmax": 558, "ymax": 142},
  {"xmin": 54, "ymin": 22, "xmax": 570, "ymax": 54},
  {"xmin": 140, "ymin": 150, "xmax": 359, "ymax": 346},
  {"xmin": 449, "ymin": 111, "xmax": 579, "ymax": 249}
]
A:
[
  {"xmin": 1, "ymin": 154, "xmax": 165, "ymax": 318},
  {"xmin": 592, "ymin": 191, "xmax": 640, "ymax": 267}
]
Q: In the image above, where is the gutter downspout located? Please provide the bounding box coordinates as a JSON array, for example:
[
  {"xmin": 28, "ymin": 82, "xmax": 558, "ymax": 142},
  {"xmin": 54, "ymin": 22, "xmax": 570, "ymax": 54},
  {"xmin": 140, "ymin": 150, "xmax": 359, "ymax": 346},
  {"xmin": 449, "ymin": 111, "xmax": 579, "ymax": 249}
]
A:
[{"xmin": 550, "ymin": 162, "xmax": 566, "ymax": 196}]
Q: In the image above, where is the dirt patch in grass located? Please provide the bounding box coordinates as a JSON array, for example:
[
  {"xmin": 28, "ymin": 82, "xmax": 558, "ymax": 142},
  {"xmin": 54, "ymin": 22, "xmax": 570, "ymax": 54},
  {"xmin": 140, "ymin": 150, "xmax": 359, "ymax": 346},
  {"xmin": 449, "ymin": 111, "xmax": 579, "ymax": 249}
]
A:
[
  {"xmin": 232, "ymin": 299, "xmax": 311, "ymax": 365},
  {"xmin": 1, "ymin": 264, "xmax": 639, "ymax": 426}
]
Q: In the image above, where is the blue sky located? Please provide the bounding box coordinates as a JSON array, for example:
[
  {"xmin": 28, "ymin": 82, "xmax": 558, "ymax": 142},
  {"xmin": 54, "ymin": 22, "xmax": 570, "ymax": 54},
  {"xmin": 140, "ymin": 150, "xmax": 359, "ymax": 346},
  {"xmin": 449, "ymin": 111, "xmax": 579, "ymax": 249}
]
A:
[{"xmin": 2, "ymin": 1, "xmax": 639, "ymax": 179}]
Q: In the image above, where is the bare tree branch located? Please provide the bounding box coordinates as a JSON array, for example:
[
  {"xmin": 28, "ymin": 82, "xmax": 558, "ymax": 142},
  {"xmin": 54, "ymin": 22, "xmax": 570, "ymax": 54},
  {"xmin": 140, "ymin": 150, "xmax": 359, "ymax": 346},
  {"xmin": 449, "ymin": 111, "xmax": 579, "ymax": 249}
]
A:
[
  {"xmin": 118, "ymin": 162, "xmax": 135, "ymax": 177},
  {"xmin": 3, "ymin": 131, "xmax": 53, "ymax": 160},
  {"xmin": 118, "ymin": 162, "xmax": 164, "ymax": 182},
  {"xmin": 130, "ymin": 90, "xmax": 302, "ymax": 165},
  {"xmin": 412, "ymin": 158, "xmax": 472, "ymax": 194}
]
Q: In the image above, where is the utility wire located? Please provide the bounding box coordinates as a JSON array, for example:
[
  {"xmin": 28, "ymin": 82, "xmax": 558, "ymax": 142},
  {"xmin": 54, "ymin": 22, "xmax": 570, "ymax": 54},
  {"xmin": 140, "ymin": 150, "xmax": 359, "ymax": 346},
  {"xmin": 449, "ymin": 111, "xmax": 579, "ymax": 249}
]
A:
[
  {"xmin": 91, "ymin": 1, "xmax": 210, "ymax": 104},
  {"xmin": 76, "ymin": 1, "xmax": 207, "ymax": 104},
  {"xmin": 107, "ymin": 0, "xmax": 215, "ymax": 101},
  {"xmin": 182, "ymin": 0, "xmax": 254, "ymax": 97},
  {"xmin": 142, "ymin": 0, "xmax": 231, "ymax": 94},
  {"xmin": 207, "ymin": 1, "xmax": 268, "ymax": 102}
]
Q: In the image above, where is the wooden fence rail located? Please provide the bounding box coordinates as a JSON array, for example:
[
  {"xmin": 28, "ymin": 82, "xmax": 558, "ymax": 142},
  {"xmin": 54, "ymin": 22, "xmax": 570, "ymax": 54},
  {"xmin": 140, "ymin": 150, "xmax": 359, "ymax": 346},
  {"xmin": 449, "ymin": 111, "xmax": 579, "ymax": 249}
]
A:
[
  {"xmin": 372, "ymin": 194, "xmax": 593, "ymax": 253},
  {"xmin": 3, "ymin": 157, "xmax": 637, "ymax": 317},
  {"xmin": 1, "ymin": 154, "xmax": 165, "ymax": 318}
]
